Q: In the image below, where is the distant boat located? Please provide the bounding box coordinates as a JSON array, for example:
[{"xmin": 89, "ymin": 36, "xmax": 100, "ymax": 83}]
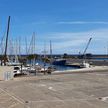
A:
[{"xmin": 52, "ymin": 59, "xmax": 66, "ymax": 65}]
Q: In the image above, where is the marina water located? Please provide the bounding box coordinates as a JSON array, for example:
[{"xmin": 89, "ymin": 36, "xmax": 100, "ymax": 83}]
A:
[{"xmin": 27, "ymin": 60, "xmax": 79, "ymax": 71}]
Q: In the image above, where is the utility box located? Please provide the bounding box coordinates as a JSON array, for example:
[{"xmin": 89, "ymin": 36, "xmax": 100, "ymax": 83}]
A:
[{"xmin": 0, "ymin": 66, "xmax": 14, "ymax": 81}]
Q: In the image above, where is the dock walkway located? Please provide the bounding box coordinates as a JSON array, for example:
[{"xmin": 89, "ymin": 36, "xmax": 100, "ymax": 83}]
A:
[{"xmin": 0, "ymin": 68, "xmax": 108, "ymax": 108}]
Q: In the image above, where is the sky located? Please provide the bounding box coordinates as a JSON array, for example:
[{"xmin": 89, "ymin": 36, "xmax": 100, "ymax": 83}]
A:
[{"xmin": 0, "ymin": 0, "xmax": 108, "ymax": 54}]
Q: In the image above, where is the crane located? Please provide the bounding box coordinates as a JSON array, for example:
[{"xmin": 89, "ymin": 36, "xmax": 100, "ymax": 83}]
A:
[
  {"xmin": 83, "ymin": 37, "xmax": 92, "ymax": 56},
  {"xmin": 81, "ymin": 37, "xmax": 92, "ymax": 68}
]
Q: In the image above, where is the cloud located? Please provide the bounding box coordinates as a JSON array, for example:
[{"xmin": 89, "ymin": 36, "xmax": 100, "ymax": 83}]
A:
[
  {"xmin": 47, "ymin": 28, "xmax": 108, "ymax": 40},
  {"xmin": 40, "ymin": 28, "xmax": 108, "ymax": 54},
  {"xmin": 11, "ymin": 28, "xmax": 108, "ymax": 54},
  {"xmin": 57, "ymin": 21, "xmax": 108, "ymax": 25}
]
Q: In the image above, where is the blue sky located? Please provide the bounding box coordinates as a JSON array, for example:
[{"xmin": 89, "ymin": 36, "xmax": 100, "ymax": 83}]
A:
[{"xmin": 0, "ymin": 0, "xmax": 108, "ymax": 54}]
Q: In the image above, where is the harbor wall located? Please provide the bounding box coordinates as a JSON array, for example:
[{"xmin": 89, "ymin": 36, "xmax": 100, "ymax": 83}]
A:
[{"xmin": 66, "ymin": 59, "xmax": 108, "ymax": 66}]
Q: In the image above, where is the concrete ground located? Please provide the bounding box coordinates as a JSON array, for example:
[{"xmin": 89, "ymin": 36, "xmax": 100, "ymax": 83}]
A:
[{"xmin": 1, "ymin": 71, "xmax": 108, "ymax": 108}]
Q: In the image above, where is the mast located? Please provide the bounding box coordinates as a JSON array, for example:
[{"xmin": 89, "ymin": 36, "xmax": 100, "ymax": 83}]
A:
[
  {"xmin": 44, "ymin": 41, "xmax": 47, "ymax": 59},
  {"xmin": 15, "ymin": 38, "xmax": 19, "ymax": 63},
  {"xmin": 0, "ymin": 35, "xmax": 5, "ymax": 55},
  {"xmin": 50, "ymin": 40, "xmax": 52, "ymax": 64},
  {"xmin": 25, "ymin": 37, "xmax": 28, "ymax": 55},
  {"xmin": 31, "ymin": 32, "xmax": 35, "ymax": 65},
  {"xmin": 19, "ymin": 37, "xmax": 21, "ymax": 56},
  {"xmin": 43, "ymin": 41, "xmax": 46, "ymax": 73},
  {"xmin": 28, "ymin": 33, "xmax": 35, "ymax": 55},
  {"xmin": 4, "ymin": 16, "xmax": 10, "ymax": 65},
  {"xmin": 27, "ymin": 32, "xmax": 36, "ymax": 65},
  {"xmin": 33, "ymin": 32, "xmax": 35, "ymax": 55}
]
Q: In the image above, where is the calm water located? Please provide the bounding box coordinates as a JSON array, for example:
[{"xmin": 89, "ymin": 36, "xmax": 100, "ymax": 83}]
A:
[
  {"xmin": 28, "ymin": 60, "xmax": 79, "ymax": 71},
  {"xmin": 53, "ymin": 65, "xmax": 79, "ymax": 71}
]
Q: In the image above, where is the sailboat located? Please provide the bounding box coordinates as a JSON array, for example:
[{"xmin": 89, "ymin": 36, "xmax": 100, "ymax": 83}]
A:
[
  {"xmin": 7, "ymin": 38, "xmax": 21, "ymax": 66},
  {"xmin": 2, "ymin": 16, "xmax": 10, "ymax": 65}
]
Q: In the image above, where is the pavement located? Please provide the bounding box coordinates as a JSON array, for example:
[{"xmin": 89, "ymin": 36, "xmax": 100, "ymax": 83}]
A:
[{"xmin": 0, "ymin": 70, "xmax": 108, "ymax": 108}]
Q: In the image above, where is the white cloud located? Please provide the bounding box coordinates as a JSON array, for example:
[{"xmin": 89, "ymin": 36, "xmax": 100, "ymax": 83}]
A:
[
  {"xmin": 15, "ymin": 28, "xmax": 108, "ymax": 54},
  {"xmin": 57, "ymin": 21, "xmax": 108, "ymax": 25},
  {"xmin": 47, "ymin": 28, "xmax": 108, "ymax": 40},
  {"xmin": 39, "ymin": 28, "xmax": 108, "ymax": 54}
]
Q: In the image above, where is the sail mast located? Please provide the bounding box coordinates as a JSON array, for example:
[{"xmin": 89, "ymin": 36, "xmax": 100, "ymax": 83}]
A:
[
  {"xmin": 4, "ymin": 16, "xmax": 10, "ymax": 65},
  {"xmin": 50, "ymin": 40, "xmax": 52, "ymax": 64}
]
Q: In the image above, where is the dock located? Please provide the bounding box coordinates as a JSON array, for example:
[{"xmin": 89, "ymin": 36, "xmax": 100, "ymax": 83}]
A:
[{"xmin": 0, "ymin": 66, "xmax": 108, "ymax": 108}]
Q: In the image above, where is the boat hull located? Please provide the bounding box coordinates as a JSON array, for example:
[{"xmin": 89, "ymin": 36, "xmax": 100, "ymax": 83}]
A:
[{"xmin": 52, "ymin": 59, "xmax": 66, "ymax": 65}]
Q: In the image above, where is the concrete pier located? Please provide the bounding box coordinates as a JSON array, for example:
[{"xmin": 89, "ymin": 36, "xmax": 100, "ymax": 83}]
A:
[{"xmin": 0, "ymin": 67, "xmax": 108, "ymax": 108}]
